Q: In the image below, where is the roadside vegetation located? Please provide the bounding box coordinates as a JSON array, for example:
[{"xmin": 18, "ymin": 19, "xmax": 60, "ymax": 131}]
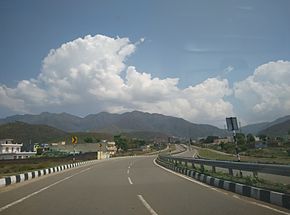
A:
[
  {"xmin": 196, "ymin": 147, "xmax": 290, "ymax": 164},
  {"xmin": 173, "ymin": 161, "xmax": 290, "ymax": 194},
  {"xmin": 196, "ymin": 132, "xmax": 290, "ymax": 164}
]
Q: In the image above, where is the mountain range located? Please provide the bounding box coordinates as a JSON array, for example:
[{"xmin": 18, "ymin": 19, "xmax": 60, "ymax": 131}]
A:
[
  {"xmin": 0, "ymin": 111, "xmax": 227, "ymax": 138},
  {"xmin": 242, "ymin": 115, "xmax": 290, "ymax": 136},
  {"xmin": 1, "ymin": 111, "xmax": 289, "ymax": 138}
]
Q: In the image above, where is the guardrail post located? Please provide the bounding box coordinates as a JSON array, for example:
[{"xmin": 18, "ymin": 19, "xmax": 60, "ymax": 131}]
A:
[
  {"xmin": 229, "ymin": 168, "xmax": 233, "ymax": 176},
  {"xmin": 200, "ymin": 164, "xmax": 205, "ymax": 173},
  {"xmin": 191, "ymin": 162, "xmax": 196, "ymax": 169},
  {"xmin": 185, "ymin": 161, "xmax": 188, "ymax": 167},
  {"xmin": 212, "ymin": 166, "xmax": 216, "ymax": 173},
  {"xmin": 253, "ymin": 171, "xmax": 258, "ymax": 178}
]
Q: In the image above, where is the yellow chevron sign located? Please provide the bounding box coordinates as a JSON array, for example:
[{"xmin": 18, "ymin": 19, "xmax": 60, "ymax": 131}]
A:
[{"xmin": 72, "ymin": 136, "xmax": 78, "ymax": 144}]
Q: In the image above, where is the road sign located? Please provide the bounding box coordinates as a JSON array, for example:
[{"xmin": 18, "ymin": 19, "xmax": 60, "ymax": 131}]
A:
[
  {"xmin": 72, "ymin": 136, "xmax": 78, "ymax": 144},
  {"xmin": 226, "ymin": 117, "xmax": 239, "ymax": 131}
]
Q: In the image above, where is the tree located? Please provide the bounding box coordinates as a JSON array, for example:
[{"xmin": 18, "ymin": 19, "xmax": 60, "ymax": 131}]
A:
[
  {"xmin": 84, "ymin": 136, "xmax": 93, "ymax": 143},
  {"xmin": 114, "ymin": 135, "xmax": 128, "ymax": 152},
  {"xmin": 246, "ymin": 133, "xmax": 255, "ymax": 144},
  {"xmin": 236, "ymin": 133, "xmax": 245, "ymax": 145},
  {"xmin": 204, "ymin": 136, "xmax": 218, "ymax": 143},
  {"xmin": 258, "ymin": 134, "xmax": 268, "ymax": 141}
]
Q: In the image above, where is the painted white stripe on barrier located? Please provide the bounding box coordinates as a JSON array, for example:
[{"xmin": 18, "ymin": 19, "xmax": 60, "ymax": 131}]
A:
[
  {"xmin": 270, "ymin": 191, "xmax": 283, "ymax": 207},
  {"xmin": 10, "ymin": 176, "xmax": 16, "ymax": 184},
  {"xmin": 223, "ymin": 181, "xmax": 230, "ymax": 191},
  {"xmin": 0, "ymin": 178, "xmax": 6, "ymax": 187},
  {"xmin": 189, "ymin": 170, "xmax": 193, "ymax": 177},
  {"xmin": 214, "ymin": 178, "xmax": 220, "ymax": 187},
  {"xmin": 28, "ymin": 172, "xmax": 32, "ymax": 180},
  {"xmin": 20, "ymin": 174, "xmax": 25, "ymax": 182},
  {"xmin": 235, "ymin": 183, "xmax": 243, "ymax": 195},
  {"xmin": 206, "ymin": 176, "xmax": 211, "ymax": 184},
  {"xmin": 251, "ymin": 187, "xmax": 260, "ymax": 200}
]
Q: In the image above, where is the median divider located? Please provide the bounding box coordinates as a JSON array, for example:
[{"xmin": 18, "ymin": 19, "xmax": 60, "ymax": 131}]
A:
[
  {"xmin": 156, "ymin": 157, "xmax": 290, "ymax": 210},
  {"xmin": 0, "ymin": 160, "xmax": 97, "ymax": 188}
]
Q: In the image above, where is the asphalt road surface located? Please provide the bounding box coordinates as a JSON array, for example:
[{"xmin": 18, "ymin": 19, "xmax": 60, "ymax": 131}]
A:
[{"xmin": 0, "ymin": 155, "xmax": 289, "ymax": 215}]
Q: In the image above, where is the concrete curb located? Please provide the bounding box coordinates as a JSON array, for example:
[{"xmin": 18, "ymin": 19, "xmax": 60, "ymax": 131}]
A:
[
  {"xmin": 0, "ymin": 160, "xmax": 97, "ymax": 188},
  {"xmin": 156, "ymin": 158, "xmax": 290, "ymax": 210}
]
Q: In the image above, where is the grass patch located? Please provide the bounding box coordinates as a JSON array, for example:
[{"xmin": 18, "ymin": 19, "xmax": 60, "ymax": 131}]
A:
[
  {"xmin": 197, "ymin": 147, "xmax": 290, "ymax": 164},
  {"xmin": 198, "ymin": 149, "xmax": 235, "ymax": 161}
]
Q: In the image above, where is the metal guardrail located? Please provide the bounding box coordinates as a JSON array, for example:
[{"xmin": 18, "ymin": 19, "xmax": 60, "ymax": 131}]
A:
[{"xmin": 158, "ymin": 155, "xmax": 290, "ymax": 177}]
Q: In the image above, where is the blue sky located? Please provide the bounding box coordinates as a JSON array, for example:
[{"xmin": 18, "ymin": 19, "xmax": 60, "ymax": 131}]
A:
[{"xmin": 0, "ymin": 0, "xmax": 290, "ymax": 127}]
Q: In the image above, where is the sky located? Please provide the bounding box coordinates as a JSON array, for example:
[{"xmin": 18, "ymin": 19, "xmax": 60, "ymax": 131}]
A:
[{"xmin": 0, "ymin": 0, "xmax": 290, "ymax": 127}]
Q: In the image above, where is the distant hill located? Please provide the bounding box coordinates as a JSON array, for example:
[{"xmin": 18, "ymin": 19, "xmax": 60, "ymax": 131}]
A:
[
  {"xmin": 0, "ymin": 111, "xmax": 227, "ymax": 138},
  {"xmin": 241, "ymin": 122, "xmax": 269, "ymax": 135},
  {"xmin": 122, "ymin": 131, "xmax": 169, "ymax": 140},
  {"xmin": 0, "ymin": 122, "xmax": 67, "ymax": 144},
  {"xmin": 0, "ymin": 112, "xmax": 83, "ymax": 132},
  {"xmin": 242, "ymin": 115, "xmax": 290, "ymax": 135},
  {"xmin": 258, "ymin": 119, "xmax": 290, "ymax": 137}
]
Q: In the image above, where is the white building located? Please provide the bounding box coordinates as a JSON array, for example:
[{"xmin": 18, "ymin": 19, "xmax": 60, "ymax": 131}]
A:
[
  {"xmin": 106, "ymin": 141, "xmax": 117, "ymax": 156},
  {"xmin": 95, "ymin": 142, "xmax": 108, "ymax": 160},
  {"xmin": 0, "ymin": 139, "xmax": 36, "ymax": 160}
]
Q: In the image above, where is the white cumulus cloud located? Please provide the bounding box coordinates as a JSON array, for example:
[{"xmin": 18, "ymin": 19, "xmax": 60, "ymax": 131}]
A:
[
  {"xmin": 234, "ymin": 60, "xmax": 290, "ymax": 122},
  {"xmin": 0, "ymin": 34, "xmax": 234, "ymax": 125}
]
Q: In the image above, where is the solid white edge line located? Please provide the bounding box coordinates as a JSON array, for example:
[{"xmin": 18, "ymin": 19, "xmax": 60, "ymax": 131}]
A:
[
  {"xmin": 153, "ymin": 159, "xmax": 212, "ymax": 189},
  {"xmin": 138, "ymin": 195, "xmax": 158, "ymax": 215},
  {"xmin": 0, "ymin": 167, "xmax": 91, "ymax": 213},
  {"xmin": 128, "ymin": 177, "xmax": 133, "ymax": 185},
  {"xmin": 153, "ymin": 159, "xmax": 290, "ymax": 215}
]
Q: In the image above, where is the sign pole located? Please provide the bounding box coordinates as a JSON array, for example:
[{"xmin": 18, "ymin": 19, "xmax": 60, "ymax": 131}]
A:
[
  {"xmin": 73, "ymin": 144, "xmax": 75, "ymax": 163},
  {"xmin": 72, "ymin": 136, "xmax": 78, "ymax": 163},
  {"xmin": 226, "ymin": 117, "xmax": 242, "ymax": 177},
  {"xmin": 233, "ymin": 130, "xmax": 240, "ymax": 162}
]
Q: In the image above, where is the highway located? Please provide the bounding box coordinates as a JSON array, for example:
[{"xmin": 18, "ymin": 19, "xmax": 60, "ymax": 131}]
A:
[{"xmin": 0, "ymin": 155, "xmax": 289, "ymax": 215}]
